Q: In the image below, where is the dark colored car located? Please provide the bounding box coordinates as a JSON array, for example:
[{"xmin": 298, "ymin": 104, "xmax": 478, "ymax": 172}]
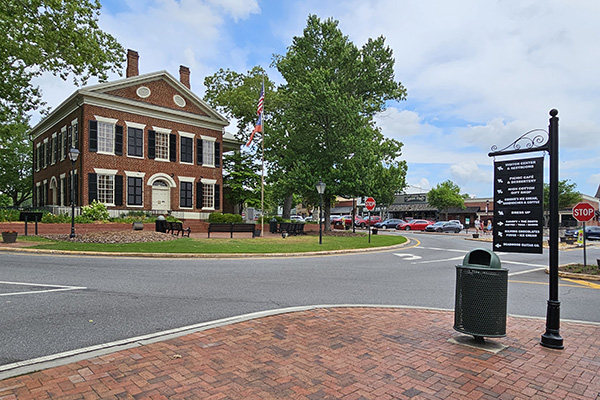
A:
[
  {"xmin": 565, "ymin": 226, "xmax": 600, "ymax": 240},
  {"xmin": 396, "ymin": 219, "xmax": 434, "ymax": 231},
  {"xmin": 425, "ymin": 221, "xmax": 463, "ymax": 233},
  {"xmin": 374, "ymin": 219, "xmax": 406, "ymax": 229}
]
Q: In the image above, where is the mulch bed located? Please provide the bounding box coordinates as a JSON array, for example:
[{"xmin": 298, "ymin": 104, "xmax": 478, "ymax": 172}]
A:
[{"xmin": 41, "ymin": 231, "xmax": 180, "ymax": 244}]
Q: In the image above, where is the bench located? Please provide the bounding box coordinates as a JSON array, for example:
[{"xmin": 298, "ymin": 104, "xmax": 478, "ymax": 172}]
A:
[
  {"xmin": 208, "ymin": 223, "xmax": 257, "ymax": 238},
  {"xmin": 279, "ymin": 222, "xmax": 305, "ymax": 236},
  {"xmin": 166, "ymin": 221, "xmax": 191, "ymax": 237}
]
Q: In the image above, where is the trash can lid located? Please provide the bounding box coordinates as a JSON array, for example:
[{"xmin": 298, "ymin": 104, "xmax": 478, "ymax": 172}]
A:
[
  {"xmin": 462, "ymin": 248, "xmax": 502, "ymax": 269},
  {"xmin": 156, "ymin": 215, "xmax": 166, "ymax": 220}
]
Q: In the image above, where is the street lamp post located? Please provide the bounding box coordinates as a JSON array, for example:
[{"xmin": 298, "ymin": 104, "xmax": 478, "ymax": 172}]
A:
[
  {"xmin": 68, "ymin": 147, "xmax": 80, "ymax": 238},
  {"xmin": 315, "ymin": 180, "xmax": 326, "ymax": 245}
]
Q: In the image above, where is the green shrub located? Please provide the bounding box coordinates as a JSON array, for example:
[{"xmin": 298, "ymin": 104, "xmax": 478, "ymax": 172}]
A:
[
  {"xmin": 80, "ymin": 200, "xmax": 109, "ymax": 221},
  {"xmin": 208, "ymin": 212, "xmax": 243, "ymax": 223},
  {"xmin": 41, "ymin": 212, "xmax": 72, "ymax": 223},
  {"xmin": 0, "ymin": 208, "xmax": 20, "ymax": 222}
]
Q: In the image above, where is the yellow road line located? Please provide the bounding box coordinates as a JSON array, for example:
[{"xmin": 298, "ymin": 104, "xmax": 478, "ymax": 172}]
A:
[
  {"xmin": 562, "ymin": 278, "xmax": 600, "ymax": 289},
  {"xmin": 509, "ymin": 280, "xmax": 591, "ymax": 288}
]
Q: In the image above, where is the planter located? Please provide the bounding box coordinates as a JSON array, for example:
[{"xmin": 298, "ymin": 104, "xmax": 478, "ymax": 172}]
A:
[
  {"xmin": 2, "ymin": 232, "xmax": 18, "ymax": 243},
  {"xmin": 132, "ymin": 222, "xmax": 144, "ymax": 231}
]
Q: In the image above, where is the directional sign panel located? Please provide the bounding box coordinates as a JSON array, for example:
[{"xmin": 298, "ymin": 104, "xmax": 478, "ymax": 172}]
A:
[{"xmin": 493, "ymin": 157, "xmax": 544, "ymax": 253}]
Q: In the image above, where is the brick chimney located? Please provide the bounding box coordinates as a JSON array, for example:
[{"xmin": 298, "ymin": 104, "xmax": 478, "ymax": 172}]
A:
[
  {"xmin": 126, "ymin": 49, "xmax": 139, "ymax": 78},
  {"xmin": 179, "ymin": 65, "xmax": 190, "ymax": 89}
]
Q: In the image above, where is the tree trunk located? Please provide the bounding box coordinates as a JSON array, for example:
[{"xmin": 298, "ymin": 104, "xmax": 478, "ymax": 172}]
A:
[{"xmin": 282, "ymin": 193, "xmax": 293, "ymax": 219}]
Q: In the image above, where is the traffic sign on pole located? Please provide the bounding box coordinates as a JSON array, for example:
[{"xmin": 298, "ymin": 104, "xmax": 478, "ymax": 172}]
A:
[
  {"xmin": 572, "ymin": 202, "xmax": 595, "ymax": 222},
  {"xmin": 365, "ymin": 197, "xmax": 376, "ymax": 211}
]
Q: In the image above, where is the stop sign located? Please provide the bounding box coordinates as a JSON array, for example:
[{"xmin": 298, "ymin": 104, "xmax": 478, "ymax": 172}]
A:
[
  {"xmin": 365, "ymin": 197, "xmax": 376, "ymax": 211},
  {"xmin": 572, "ymin": 202, "xmax": 595, "ymax": 222}
]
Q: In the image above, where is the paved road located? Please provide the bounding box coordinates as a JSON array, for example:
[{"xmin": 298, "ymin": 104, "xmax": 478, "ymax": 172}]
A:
[{"xmin": 1, "ymin": 233, "xmax": 599, "ymax": 366}]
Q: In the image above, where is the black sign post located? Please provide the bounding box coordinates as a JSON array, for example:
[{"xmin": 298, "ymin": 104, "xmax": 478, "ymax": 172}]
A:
[
  {"xmin": 493, "ymin": 157, "xmax": 544, "ymax": 253},
  {"xmin": 489, "ymin": 109, "xmax": 563, "ymax": 350}
]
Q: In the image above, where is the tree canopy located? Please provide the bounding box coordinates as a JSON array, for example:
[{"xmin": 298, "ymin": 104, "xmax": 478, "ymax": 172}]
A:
[
  {"xmin": 427, "ymin": 180, "xmax": 465, "ymax": 219},
  {"xmin": 543, "ymin": 180, "xmax": 582, "ymax": 211},
  {"xmin": 0, "ymin": 118, "xmax": 32, "ymax": 206},
  {"xmin": 0, "ymin": 0, "xmax": 124, "ymax": 123}
]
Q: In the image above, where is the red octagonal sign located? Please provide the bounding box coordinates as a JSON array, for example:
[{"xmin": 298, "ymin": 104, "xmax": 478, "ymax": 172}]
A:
[
  {"xmin": 572, "ymin": 202, "xmax": 595, "ymax": 222},
  {"xmin": 365, "ymin": 197, "xmax": 376, "ymax": 211}
]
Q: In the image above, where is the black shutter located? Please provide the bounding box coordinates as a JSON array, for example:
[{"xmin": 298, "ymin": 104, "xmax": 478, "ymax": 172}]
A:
[
  {"xmin": 169, "ymin": 133, "xmax": 176, "ymax": 162},
  {"xmin": 89, "ymin": 120, "xmax": 98, "ymax": 152},
  {"xmin": 215, "ymin": 142, "xmax": 221, "ymax": 167},
  {"xmin": 88, "ymin": 173, "xmax": 97, "ymax": 203},
  {"xmin": 73, "ymin": 123, "xmax": 79, "ymax": 148},
  {"xmin": 67, "ymin": 125, "xmax": 72, "ymax": 150},
  {"xmin": 148, "ymin": 130, "xmax": 155, "ymax": 159},
  {"xmin": 214, "ymin": 184, "xmax": 220, "ymax": 210},
  {"xmin": 197, "ymin": 138, "xmax": 203, "ymax": 165},
  {"xmin": 53, "ymin": 136, "xmax": 57, "ymax": 163},
  {"xmin": 57, "ymin": 132, "xmax": 62, "ymax": 160},
  {"xmin": 115, "ymin": 125, "xmax": 123, "ymax": 156},
  {"xmin": 114, "ymin": 175, "xmax": 123, "ymax": 206},
  {"xmin": 196, "ymin": 182, "xmax": 203, "ymax": 209}
]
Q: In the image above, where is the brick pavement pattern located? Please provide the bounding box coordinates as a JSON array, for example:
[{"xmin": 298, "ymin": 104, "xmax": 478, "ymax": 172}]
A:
[{"xmin": 1, "ymin": 308, "xmax": 599, "ymax": 399}]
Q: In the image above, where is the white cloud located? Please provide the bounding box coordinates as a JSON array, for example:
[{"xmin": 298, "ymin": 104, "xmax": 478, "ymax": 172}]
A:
[
  {"xmin": 206, "ymin": 0, "xmax": 259, "ymax": 21},
  {"xmin": 450, "ymin": 161, "xmax": 492, "ymax": 186},
  {"xmin": 374, "ymin": 108, "xmax": 438, "ymax": 139}
]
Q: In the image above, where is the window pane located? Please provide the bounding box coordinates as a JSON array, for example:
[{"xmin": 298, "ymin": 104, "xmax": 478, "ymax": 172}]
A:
[
  {"xmin": 180, "ymin": 181, "xmax": 192, "ymax": 208},
  {"xmin": 181, "ymin": 137, "xmax": 193, "ymax": 163},
  {"xmin": 203, "ymin": 140, "xmax": 214, "ymax": 166},
  {"xmin": 127, "ymin": 127, "xmax": 143, "ymax": 157},
  {"xmin": 98, "ymin": 174, "xmax": 114, "ymax": 204},
  {"xmin": 156, "ymin": 132, "xmax": 169, "ymax": 160},
  {"xmin": 127, "ymin": 177, "xmax": 143, "ymax": 205},
  {"xmin": 98, "ymin": 122, "xmax": 114, "ymax": 153},
  {"xmin": 203, "ymin": 183, "xmax": 214, "ymax": 209}
]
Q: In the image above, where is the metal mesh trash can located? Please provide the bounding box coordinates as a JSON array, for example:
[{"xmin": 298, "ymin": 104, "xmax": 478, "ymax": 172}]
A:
[
  {"xmin": 454, "ymin": 248, "xmax": 508, "ymax": 339},
  {"xmin": 155, "ymin": 216, "xmax": 167, "ymax": 233}
]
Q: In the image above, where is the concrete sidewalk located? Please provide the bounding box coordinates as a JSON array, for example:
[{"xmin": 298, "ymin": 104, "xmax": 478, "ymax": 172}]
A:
[{"xmin": 1, "ymin": 307, "xmax": 599, "ymax": 399}]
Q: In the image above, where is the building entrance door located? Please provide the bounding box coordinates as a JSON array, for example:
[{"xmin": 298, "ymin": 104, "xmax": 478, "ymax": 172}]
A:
[{"xmin": 152, "ymin": 180, "xmax": 170, "ymax": 211}]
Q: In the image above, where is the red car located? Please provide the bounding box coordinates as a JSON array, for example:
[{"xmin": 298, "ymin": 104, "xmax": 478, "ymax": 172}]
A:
[
  {"xmin": 364, "ymin": 216, "xmax": 382, "ymax": 226},
  {"xmin": 396, "ymin": 219, "xmax": 434, "ymax": 231}
]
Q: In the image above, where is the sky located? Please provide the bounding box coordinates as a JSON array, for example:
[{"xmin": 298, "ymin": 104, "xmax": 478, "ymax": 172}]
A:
[{"xmin": 31, "ymin": 0, "xmax": 600, "ymax": 198}]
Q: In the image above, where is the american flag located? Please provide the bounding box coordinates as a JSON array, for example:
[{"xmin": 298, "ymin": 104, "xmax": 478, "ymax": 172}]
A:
[{"xmin": 246, "ymin": 82, "xmax": 264, "ymax": 146}]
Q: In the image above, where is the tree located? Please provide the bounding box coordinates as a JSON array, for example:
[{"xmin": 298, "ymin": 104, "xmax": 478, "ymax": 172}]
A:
[
  {"xmin": 273, "ymin": 15, "xmax": 408, "ymax": 228},
  {"xmin": 543, "ymin": 180, "xmax": 582, "ymax": 211},
  {"xmin": 0, "ymin": 0, "xmax": 124, "ymax": 123},
  {"xmin": 0, "ymin": 118, "xmax": 32, "ymax": 206},
  {"xmin": 427, "ymin": 180, "xmax": 465, "ymax": 220},
  {"xmin": 222, "ymin": 151, "xmax": 262, "ymax": 213}
]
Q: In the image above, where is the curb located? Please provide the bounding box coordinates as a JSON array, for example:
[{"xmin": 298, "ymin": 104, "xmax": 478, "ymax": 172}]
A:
[
  {"xmin": 545, "ymin": 267, "xmax": 600, "ymax": 281},
  {"xmin": 0, "ymin": 240, "xmax": 411, "ymax": 258}
]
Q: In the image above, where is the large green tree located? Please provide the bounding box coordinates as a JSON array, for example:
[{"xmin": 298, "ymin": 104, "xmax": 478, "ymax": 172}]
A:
[
  {"xmin": 222, "ymin": 150, "xmax": 262, "ymax": 213},
  {"xmin": 0, "ymin": 0, "xmax": 124, "ymax": 123},
  {"xmin": 0, "ymin": 119, "xmax": 32, "ymax": 206},
  {"xmin": 543, "ymin": 180, "xmax": 582, "ymax": 211},
  {"xmin": 273, "ymin": 15, "xmax": 408, "ymax": 227},
  {"xmin": 427, "ymin": 180, "xmax": 465, "ymax": 220}
]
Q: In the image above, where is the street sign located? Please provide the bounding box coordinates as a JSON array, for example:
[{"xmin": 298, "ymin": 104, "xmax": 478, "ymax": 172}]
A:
[
  {"xmin": 493, "ymin": 157, "xmax": 544, "ymax": 254},
  {"xmin": 365, "ymin": 197, "xmax": 376, "ymax": 211},
  {"xmin": 572, "ymin": 202, "xmax": 595, "ymax": 222}
]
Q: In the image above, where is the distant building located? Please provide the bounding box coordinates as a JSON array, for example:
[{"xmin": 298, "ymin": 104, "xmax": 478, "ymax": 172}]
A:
[{"xmin": 30, "ymin": 50, "xmax": 239, "ymax": 219}]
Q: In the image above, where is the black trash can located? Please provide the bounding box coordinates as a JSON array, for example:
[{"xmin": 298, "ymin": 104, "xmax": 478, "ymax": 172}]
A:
[
  {"xmin": 155, "ymin": 216, "xmax": 167, "ymax": 233},
  {"xmin": 269, "ymin": 218, "xmax": 278, "ymax": 234},
  {"xmin": 454, "ymin": 248, "xmax": 508, "ymax": 339}
]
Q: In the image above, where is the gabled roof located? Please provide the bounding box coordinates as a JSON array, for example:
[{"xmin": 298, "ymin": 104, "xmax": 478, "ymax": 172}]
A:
[{"xmin": 30, "ymin": 70, "xmax": 228, "ymax": 140}]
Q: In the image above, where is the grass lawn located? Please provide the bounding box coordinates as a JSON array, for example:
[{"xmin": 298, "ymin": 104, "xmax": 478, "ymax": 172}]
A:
[{"xmin": 25, "ymin": 235, "xmax": 407, "ymax": 254}]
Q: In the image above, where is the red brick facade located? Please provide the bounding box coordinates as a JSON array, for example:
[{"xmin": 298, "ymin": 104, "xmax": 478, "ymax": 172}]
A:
[{"xmin": 30, "ymin": 51, "xmax": 229, "ymax": 219}]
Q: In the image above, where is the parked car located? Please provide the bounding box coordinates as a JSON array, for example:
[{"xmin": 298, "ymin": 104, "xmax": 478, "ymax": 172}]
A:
[
  {"xmin": 425, "ymin": 221, "xmax": 463, "ymax": 233},
  {"xmin": 448, "ymin": 220, "xmax": 464, "ymax": 230},
  {"xmin": 365, "ymin": 216, "xmax": 382, "ymax": 225},
  {"xmin": 290, "ymin": 215, "xmax": 304, "ymax": 222},
  {"xmin": 374, "ymin": 219, "xmax": 406, "ymax": 229},
  {"xmin": 332, "ymin": 215, "xmax": 353, "ymax": 228},
  {"xmin": 396, "ymin": 219, "xmax": 434, "ymax": 231},
  {"xmin": 354, "ymin": 216, "xmax": 368, "ymax": 228},
  {"xmin": 564, "ymin": 226, "xmax": 600, "ymax": 240}
]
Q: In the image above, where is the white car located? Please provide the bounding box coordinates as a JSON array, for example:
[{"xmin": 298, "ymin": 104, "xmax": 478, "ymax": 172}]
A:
[{"xmin": 290, "ymin": 215, "xmax": 304, "ymax": 222}]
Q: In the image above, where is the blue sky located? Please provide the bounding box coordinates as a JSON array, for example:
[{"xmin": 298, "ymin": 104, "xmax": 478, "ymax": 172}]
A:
[{"xmin": 32, "ymin": 0, "xmax": 600, "ymax": 198}]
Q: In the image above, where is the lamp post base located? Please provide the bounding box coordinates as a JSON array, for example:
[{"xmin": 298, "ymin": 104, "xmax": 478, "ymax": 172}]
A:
[{"xmin": 540, "ymin": 300, "xmax": 563, "ymax": 349}]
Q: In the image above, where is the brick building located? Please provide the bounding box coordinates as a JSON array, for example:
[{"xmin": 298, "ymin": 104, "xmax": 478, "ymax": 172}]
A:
[{"xmin": 30, "ymin": 50, "xmax": 235, "ymax": 219}]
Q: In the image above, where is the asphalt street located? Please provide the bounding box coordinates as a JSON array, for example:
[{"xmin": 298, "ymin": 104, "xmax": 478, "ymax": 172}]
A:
[{"xmin": 1, "ymin": 233, "xmax": 599, "ymax": 367}]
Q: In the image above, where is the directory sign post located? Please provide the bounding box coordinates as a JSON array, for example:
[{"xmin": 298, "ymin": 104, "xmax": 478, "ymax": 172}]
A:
[{"xmin": 493, "ymin": 157, "xmax": 544, "ymax": 254}]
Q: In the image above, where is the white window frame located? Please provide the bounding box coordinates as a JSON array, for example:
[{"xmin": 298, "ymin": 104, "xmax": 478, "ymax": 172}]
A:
[
  {"xmin": 94, "ymin": 168, "xmax": 117, "ymax": 206},
  {"xmin": 51, "ymin": 133, "xmax": 57, "ymax": 165},
  {"xmin": 201, "ymin": 178, "xmax": 216, "ymax": 210},
  {"xmin": 35, "ymin": 143, "xmax": 41, "ymax": 171},
  {"xmin": 201, "ymin": 135, "xmax": 216, "ymax": 168},
  {"xmin": 95, "ymin": 116, "xmax": 118, "ymax": 155},
  {"xmin": 179, "ymin": 131, "xmax": 195, "ymax": 165},
  {"xmin": 43, "ymin": 138, "xmax": 49, "ymax": 168},
  {"xmin": 71, "ymin": 119, "xmax": 78, "ymax": 148},
  {"xmin": 153, "ymin": 126, "xmax": 171, "ymax": 162}
]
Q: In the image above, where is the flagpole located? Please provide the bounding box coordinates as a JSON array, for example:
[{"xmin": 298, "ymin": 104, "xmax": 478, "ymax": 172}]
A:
[{"xmin": 261, "ymin": 73, "xmax": 265, "ymax": 237}]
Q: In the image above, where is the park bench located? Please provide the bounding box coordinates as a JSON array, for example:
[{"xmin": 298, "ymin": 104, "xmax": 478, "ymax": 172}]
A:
[
  {"xmin": 279, "ymin": 222, "xmax": 305, "ymax": 236},
  {"xmin": 166, "ymin": 221, "xmax": 191, "ymax": 237},
  {"xmin": 208, "ymin": 223, "xmax": 257, "ymax": 238}
]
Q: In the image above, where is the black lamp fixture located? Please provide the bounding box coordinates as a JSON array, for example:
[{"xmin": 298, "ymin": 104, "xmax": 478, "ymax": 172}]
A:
[
  {"xmin": 68, "ymin": 147, "xmax": 80, "ymax": 238},
  {"xmin": 315, "ymin": 180, "xmax": 326, "ymax": 245}
]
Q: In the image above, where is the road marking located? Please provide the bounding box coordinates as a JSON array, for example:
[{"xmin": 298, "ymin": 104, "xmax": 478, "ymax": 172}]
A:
[
  {"xmin": 508, "ymin": 267, "xmax": 547, "ymax": 276},
  {"xmin": 562, "ymin": 278, "xmax": 600, "ymax": 289},
  {"xmin": 0, "ymin": 280, "xmax": 87, "ymax": 297},
  {"xmin": 412, "ymin": 255, "xmax": 465, "ymax": 264},
  {"xmin": 509, "ymin": 280, "xmax": 589, "ymax": 288},
  {"xmin": 418, "ymin": 247, "xmax": 468, "ymax": 253},
  {"xmin": 393, "ymin": 253, "xmax": 422, "ymax": 261}
]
